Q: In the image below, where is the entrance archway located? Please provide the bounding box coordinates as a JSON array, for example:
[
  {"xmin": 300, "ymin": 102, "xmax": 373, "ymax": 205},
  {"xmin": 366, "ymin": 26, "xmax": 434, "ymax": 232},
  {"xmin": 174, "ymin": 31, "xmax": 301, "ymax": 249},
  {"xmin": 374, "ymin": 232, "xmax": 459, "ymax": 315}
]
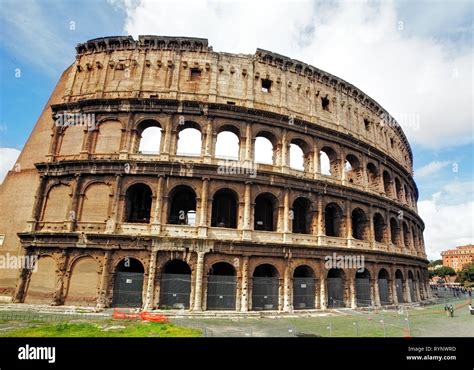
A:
[
  {"xmin": 206, "ymin": 262, "xmax": 236, "ymax": 310},
  {"xmin": 160, "ymin": 260, "xmax": 192, "ymax": 309},
  {"xmin": 252, "ymin": 264, "xmax": 279, "ymax": 310},
  {"xmin": 293, "ymin": 265, "xmax": 315, "ymax": 309},
  {"xmin": 112, "ymin": 258, "xmax": 145, "ymax": 308}
]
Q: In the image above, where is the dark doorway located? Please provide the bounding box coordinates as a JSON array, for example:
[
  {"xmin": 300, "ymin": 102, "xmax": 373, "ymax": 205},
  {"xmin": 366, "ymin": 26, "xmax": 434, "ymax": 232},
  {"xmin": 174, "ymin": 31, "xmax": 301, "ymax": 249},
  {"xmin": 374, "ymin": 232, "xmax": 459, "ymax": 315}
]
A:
[
  {"xmin": 293, "ymin": 265, "xmax": 315, "ymax": 309},
  {"xmin": 211, "ymin": 189, "xmax": 238, "ymax": 228},
  {"xmin": 125, "ymin": 184, "xmax": 152, "ymax": 223},
  {"xmin": 112, "ymin": 258, "xmax": 145, "ymax": 307},
  {"xmin": 160, "ymin": 260, "xmax": 192, "ymax": 309},
  {"xmin": 206, "ymin": 262, "xmax": 236, "ymax": 310},
  {"xmin": 327, "ymin": 269, "xmax": 345, "ymax": 308},
  {"xmin": 254, "ymin": 193, "xmax": 277, "ymax": 231},
  {"xmin": 252, "ymin": 264, "xmax": 279, "ymax": 310}
]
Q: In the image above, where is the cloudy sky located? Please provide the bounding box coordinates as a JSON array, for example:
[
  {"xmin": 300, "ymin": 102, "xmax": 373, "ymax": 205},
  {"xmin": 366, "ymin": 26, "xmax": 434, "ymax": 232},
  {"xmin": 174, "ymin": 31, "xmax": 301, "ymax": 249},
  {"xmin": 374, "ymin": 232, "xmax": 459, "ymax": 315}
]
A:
[{"xmin": 0, "ymin": 0, "xmax": 472, "ymax": 260}]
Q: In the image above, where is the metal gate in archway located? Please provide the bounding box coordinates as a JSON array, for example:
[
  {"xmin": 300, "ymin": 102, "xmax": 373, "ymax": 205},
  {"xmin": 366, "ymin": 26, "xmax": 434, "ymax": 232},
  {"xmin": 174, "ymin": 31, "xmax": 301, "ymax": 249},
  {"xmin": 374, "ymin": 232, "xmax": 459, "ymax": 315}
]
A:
[
  {"xmin": 206, "ymin": 275, "xmax": 236, "ymax": 310},
  {"xmin": 327, "ymin": 278, "xmax": 344, "ymax": 308},
  {"xmin": 408, "ymin": 279, "xmax": 415, "ymax": 301},
  {"xmin": 378, "ymin": 278, "xmax": 390, "ymax": 304},
  {"xmin": 160, "ymin": 273, "xmax": 191, "ymax": 309},
  {"xmin": 293, "ymin": 277, "xmax": 315, "ymax": 309},
  {"xmin": 252, "ymin": 277, "xmax": 278, "ymax": 310},
  {"xmin": 395, "ymin": 278, "xmax": 404, "ymax": 303},
  {"xmin": 355, "ymin": 278, "xmax": 371, "ymax": 307},
  {"xmin": 112, "ymin": 272, "xmax": 144, "ymax": 308}
]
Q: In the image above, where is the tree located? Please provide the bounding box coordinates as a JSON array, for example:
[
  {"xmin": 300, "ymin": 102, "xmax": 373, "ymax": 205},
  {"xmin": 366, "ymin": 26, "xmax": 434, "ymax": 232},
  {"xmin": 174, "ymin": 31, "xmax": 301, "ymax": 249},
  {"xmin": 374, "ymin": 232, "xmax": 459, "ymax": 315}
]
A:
[
  {"xmin": 428, "ymin": 259, "xmax": 443, "ymax": 267},
  {"xmin": 458, "ymin": 263, "xmax": 474, "ymax": 283},
  {"xmin": 433, "ymin": 266, "xmax": 456, "ymax": 277}
]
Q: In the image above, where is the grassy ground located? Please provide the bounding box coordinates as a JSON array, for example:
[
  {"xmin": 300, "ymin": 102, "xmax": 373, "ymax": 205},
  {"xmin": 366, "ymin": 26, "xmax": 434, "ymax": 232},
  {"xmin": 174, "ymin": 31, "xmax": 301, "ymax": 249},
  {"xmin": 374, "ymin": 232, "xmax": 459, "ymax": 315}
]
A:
[
  {"xmin": 172, "ymin": 298, "xmax": 474, "ymax": 337},
  {"xmin": 0, "ymin": 319, "xmax": 201, "ymax": 337},
  {"xmin": 0, "ymin": 297, "xmax": 471, "ymax": 337}
]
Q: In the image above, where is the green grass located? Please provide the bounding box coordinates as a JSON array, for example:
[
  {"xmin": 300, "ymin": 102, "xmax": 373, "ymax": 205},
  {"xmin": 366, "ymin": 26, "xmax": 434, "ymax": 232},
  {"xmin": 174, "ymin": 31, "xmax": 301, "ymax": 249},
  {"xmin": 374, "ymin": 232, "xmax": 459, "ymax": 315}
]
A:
[{"xmin": 1, "ymin": 320, "xmax": 202, "ymax": 337}]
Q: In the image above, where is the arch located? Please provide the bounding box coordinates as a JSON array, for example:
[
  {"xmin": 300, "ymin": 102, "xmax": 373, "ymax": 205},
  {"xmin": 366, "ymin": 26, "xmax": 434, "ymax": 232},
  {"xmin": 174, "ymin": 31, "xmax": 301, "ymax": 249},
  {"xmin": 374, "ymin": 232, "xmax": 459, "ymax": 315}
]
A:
[
  {"xmin": 390, "ymin": 218, "xmax": 400, "ymax": 245},
  {"xmin": 402, "ymin": 222, "xmax": 411, "ymax": 248},
  {"xmin": 79, "ymin": 183, "xmax": 111, "ymax": 222},
  {"xmin": 211, "ymin": 188, "xmax": 238, "ymax": 228},
  {"xmin": 395, "ymin": 177, "xmax": 403, "ymax": 202},
  {"xmin": 378, "ymin": 268, "xmax": 390, "ymax": 304},
  {"xmin": 355, "ymin": 269, "xmax": 371, "ymax": 307},
  {"xmin": 94, "ymin": 120, "xmax": 122, "ymax": 153},
  {"xmin": 252, "ymin": 264, "xmax": 279, "ymax": 310},
  {"xmin": 160, "ymin": 260, "xmax": 192, "ymax": 309},
  {"xmin": 324, "ymin": 202, "xmax": 344, "ymax": 237},
  {"xmin": 345, "ymin": 154, "xmax": 362, "ymax": 185},
  {"xmin": 64, "ymin": 256, "xmax": 100, "ymax": 306},
  {"xmin": 404, "ymin": 184, "xmax": 410, "ymax": 206},
  {"xmin": 366, "ymin": 162, "xmax": 379, "ymax": 189},
  {"xmin": 59, "ymin": 125, "xmax": 84, "ymax": 156},
  {"xmin": 327, "ymin": 268, "xmax": 345, "ymax": 308},
  {"xmin": 292, "ymin": 197, "xmax": 312, "ymax": 234},
  {"xmin": 254, "ymin": 192, "xmax": 278, "ymax": 231},
  {"xmin": 289, "ymin": 138, "xmax": 311, "ymax": 171},
  {"xmin": 215, "ymin": 126, "xmax": 240, "ymax": 160},
  {"xmin": 124, "ymin": 183, "xmax": 152, "ymax": 223},
  {"xmin": 112, "ymin": 258, "xmax": 145, "ymax": 307},
  {"xmin": 176, "ymin": 122, "xmax": 202, "ymax": 156},
  {"xmin": 320, "ymin": 146, "xmax": 338, "ymax": 176},
  {"xmin": 383, "ymin": 171, "xmax": 393, "ymax": 197},
  {"xmin": 373, "ymin": 212, "xmax": 386, "ymax": 242},
  {"xmin": 395, "ymin": 269, "xmax": 404, "ymax": 303},
  {"xmin": 25, "ymin": 256, "xmax": 57, "ymax": 304},
  {"xmin": 407, "ymin": 270, "xmax": 416, "ymax": 302},
  {"xmin": 168, "ymin": 185, "xmax": 197, "ymax": 225},
  {"xmin": 254, "ymin": 131, "xmax": 275, "ymax": 165},
  {"xmin": 351, "ymin": 208, "xmax": 369, "ymax": 240},
  {"xmin": 207, "ymin": 262, "xmax": 237, "ymax": 310},
  {"xmin": 137, "ymin": 120, "xmax": 162, "ymax": 154},
  {"xmin": 293, "ymin": 265, "xmax": 315, "ymax": 309},
  {"xmin": 42, "ymin": 184, "xmax": 70, "ymax": 222}
]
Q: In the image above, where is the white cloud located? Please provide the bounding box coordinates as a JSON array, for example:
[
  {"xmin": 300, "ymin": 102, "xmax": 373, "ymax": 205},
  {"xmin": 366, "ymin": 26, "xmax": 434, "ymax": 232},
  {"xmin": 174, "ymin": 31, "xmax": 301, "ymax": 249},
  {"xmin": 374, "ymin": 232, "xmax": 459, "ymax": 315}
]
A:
[
  {"xmin": 415, "ymin": 160, "xmax": 451, "ymax": 178},
  {"xmin": 0, "ymin": 148, "xmax": 21, "ymax": 184},
  {"xmin": 114, "ymin": 0, "xmax": 473, "ymax": 150},
  {"xmin": 418, "ymin": 181, "xmax": 474, "ymax": 260}
]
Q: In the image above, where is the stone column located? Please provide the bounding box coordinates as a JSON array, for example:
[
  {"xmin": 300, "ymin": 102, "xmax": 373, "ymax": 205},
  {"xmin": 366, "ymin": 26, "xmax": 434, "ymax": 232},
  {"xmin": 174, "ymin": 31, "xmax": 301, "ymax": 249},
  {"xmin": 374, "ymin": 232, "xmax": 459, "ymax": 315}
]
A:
[
  {"xmin": 193, "ymin": 251, "xmax": 205, "ymax": 311},
  {"xmin": 52, "ymin": 253, "xmax": 69, "ymax": 306},
  {"xmin": 280, "ymin": 129, "xmax": 288, "ymax": 169},
  {"xmin": 283, "ymin": 263, "xmax": 292, "ymax": 312},
  {"xmin": 66, "ymin": 174, "xmax": 83, "ymax": 232},
  {"xmin": 391, "ymin": 278, "xmax": 399, "ymax": 305},
  {"xmin": 198, "ymin": 178, "xmax": 209, "ymax": 237},
  {"xmin": 144, "ymin": 247, "xmax": 158, "ymax": 310},
  {"xmin": 97, "ymin": 251, "xmax": 111, "ymax": 309},
  {"xmin": 242, "ymin": 182, "xmax": 252, "ymax": 240},
  {"xmin": 349, "ymin": 274, "xmax": 357, "ymax": 308},
  {"xmin": 404, "ymin": 278, "xmax": 412, "ymax": 303},
  {"xmin": 346, "ymin": 201, "xmax": 353, "ymax": 247},
  {"xmin": 373, "ymin": 278, "xmax": 381, "ymax": 306},
  {"xmin": 151, "ymin": 176, "xmax": 164, "ymax": 233},
  {"xmin": 105, "ymin": 174, "xmax": 122, "ymax": 233},
  {"xmin": 319, "ymin": 276, "xmax": 327, "ymax": 309},
  {"xmin": 202, "ymin": 117, "xmax": 214, "ymax": 163},
  {"xmin": 240, "ymin": 256, "xmax": 249, "ymax": 312}
]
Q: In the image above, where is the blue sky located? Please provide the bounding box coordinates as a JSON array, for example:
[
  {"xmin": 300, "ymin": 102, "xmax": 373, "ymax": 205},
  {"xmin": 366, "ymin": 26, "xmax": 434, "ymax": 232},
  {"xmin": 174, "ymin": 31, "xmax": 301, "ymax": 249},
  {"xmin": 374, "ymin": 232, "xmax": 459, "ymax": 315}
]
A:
[{"xmin": 0, "ymin": 0, "xmax": 472, "ymax": 260}]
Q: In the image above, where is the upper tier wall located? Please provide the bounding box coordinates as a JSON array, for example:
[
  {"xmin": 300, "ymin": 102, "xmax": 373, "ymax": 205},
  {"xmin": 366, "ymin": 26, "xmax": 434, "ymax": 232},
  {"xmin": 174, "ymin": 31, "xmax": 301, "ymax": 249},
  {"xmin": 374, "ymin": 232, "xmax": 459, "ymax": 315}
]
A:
[{"xmin": 68, "ymin": 35, "xmax": 413, "ymax": 172}]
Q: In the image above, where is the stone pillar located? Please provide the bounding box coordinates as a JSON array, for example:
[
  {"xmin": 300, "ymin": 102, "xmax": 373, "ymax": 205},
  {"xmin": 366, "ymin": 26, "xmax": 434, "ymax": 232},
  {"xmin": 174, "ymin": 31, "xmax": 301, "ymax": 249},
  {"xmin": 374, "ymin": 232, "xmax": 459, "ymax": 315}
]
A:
[
  {"xmin": 242, "ymin": 182, "xmax": 252, "ymax": 239},
  {"xmin": 67, "ymin": 174, "xmax": 83, "ymax": 232},
  {"xmin": 244, "ymin": 122, "xmax": 252, "ymax": 162},
  {"xmin": 346, "ymin": 201, "xmax": 353, "ymax": 247},
  {"xmin": 13, "ymin": 257, "xmax": 34, "ymax": 303},
  {"xmin": 105, "ymin": 174, "xmax": 122, "ymax": 233},
  {"xmin": 349, "ymin": 274, "xmax": 357, "ymax": 308},
  {"xmin": 193, "ymin": 251, "xmax": 205, "ymax": 311},
  {"xmin": 202, "ymin": 117, "xmax": 214, "ymax": 162},
  {"xmin": 404, "ymin": 278, "xmax": 412, "ymax": 303},
  {"xmin": 373, "ymin": 278, "xmax": 381, "ymax": 306},
  {"xmin": 198, "ymin": 178, "xmax": 209, "ymax": 236},
  {"xmin": 317, "ymin": 194, "xmax": 324, "ymax": 238},
  {"xmin": 283, "ymin": 188, "xmax": 290, "ymax": 234},
  {"xmin": 97, "ymin": 251, "xmax": 111, "ymax": 309},
  {"xmin": 280, "ymin": 129, "xmax": 288, "ymax": 169},
  {"xmin": 28, "ymin": 175, "xmax": 49, "ymax": 232},
  {"xmin": 283, "ymin": 264, "xmax": 292, "ymax": 312},
  {"xmin": 368, "ymin": 206, "xmax": 375, "ymax": 246},
  {"xmin": 151, "ymin": 176, "xmax": 164, "ymax": 232},
  {"xmin": 391, "ymin": 278, "xmax": 399, "ymax": 305},
  {"xmin": 144, "ymin": 247, "xmax": 158, "ymax": 310},
  {"xmin": 52, "ymin": 253, "xmax": 69, "ymax": 306},
  {"xmin": 240, "ymin": 256, "xmax": 249, "ymax": 312},
  {"xmin": 319, "ymin": 277, "xmax": 327, "ymax": 309},
  {"xmin": 313, "ymin": 138, "xmax": 320, "ymax": 177}
]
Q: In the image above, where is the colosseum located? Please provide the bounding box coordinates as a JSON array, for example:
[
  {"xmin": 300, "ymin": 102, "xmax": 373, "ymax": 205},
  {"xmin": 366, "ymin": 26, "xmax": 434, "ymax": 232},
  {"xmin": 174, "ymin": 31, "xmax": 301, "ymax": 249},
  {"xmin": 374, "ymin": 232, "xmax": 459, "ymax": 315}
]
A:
[{"xmin": 0, "ymin": 36, "xmax": 431, "ymax": 311}]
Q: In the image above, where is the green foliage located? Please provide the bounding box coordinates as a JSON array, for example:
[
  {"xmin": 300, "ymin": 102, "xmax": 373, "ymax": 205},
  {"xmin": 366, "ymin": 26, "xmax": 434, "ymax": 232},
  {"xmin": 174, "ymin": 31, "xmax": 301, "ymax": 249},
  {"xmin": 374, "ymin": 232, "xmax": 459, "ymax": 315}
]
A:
[
  {"xmin": 457, "ymin": 263, "xmax": 474, "ymax": 283},
  {"xmin": 432, "ymin": 266, "xmax": 456, "ymax": 277},
  {"xmin": 428, "ymin": 259, "xmax": 443, "ymax": 267}
]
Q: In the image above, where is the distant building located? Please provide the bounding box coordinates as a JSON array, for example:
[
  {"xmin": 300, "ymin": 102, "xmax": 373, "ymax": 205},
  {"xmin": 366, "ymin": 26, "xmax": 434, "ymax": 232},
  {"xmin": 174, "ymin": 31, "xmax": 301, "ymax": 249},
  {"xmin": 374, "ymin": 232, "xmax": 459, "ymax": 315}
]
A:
[{"xmin": 441, "ymin": 245, "xmax": 474, "ymax": 271}]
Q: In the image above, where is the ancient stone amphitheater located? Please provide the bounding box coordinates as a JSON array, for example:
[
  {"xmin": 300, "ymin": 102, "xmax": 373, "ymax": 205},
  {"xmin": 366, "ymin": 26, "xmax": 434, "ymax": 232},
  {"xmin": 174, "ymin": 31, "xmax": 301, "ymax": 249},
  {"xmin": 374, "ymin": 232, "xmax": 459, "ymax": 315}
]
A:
[{"xmin": 0, "ymin": 36, "xmax": 431, "ymax": 311}]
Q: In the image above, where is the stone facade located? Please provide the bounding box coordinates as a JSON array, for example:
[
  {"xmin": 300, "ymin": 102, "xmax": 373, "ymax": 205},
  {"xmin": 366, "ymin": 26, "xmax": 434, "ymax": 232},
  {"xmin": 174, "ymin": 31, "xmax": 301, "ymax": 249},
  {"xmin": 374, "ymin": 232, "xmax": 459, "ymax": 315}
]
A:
[{"xmin": 0, "ymin": 36, "xmax": 430, "ymax": 310}]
